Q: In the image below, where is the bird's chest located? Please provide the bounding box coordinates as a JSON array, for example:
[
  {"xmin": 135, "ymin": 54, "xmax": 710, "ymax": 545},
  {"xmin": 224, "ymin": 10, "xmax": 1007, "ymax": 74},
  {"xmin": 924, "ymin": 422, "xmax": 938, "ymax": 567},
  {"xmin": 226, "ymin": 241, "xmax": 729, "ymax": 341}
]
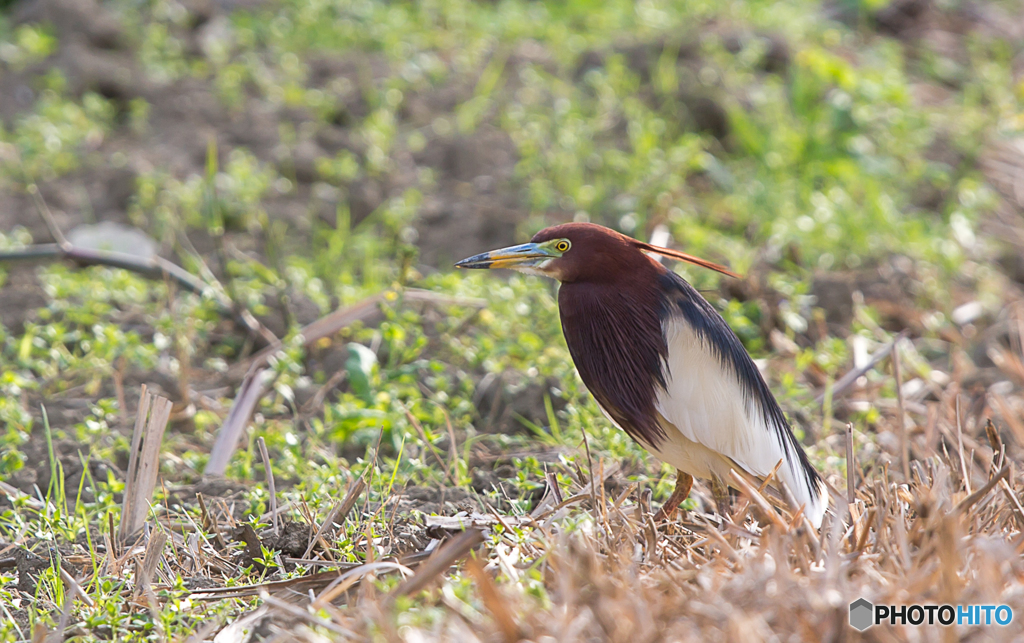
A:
[
  {"xmin": 558, "ymin": 289, "xmax": 659, "ymax": 368},
  {"xmin": 557, "ymin": 283, "xmax": 668, "ymax": 443}
]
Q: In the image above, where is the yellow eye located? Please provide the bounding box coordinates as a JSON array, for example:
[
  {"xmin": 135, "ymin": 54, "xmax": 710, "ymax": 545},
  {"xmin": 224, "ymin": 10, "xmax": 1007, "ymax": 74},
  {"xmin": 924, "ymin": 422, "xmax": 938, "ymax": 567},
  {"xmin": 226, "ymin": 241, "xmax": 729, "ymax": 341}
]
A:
[{"xmin": 555, "ymin": 240, "xmax": 570, "ymax": 253}]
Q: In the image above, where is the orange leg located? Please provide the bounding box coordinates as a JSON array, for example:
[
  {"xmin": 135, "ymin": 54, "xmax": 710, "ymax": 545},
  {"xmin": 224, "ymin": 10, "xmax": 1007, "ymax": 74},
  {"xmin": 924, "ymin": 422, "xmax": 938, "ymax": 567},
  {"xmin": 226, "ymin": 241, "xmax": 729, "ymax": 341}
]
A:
[{"xmin": 653, "ymin": 470, "xmax": 693, "ymax": 522}]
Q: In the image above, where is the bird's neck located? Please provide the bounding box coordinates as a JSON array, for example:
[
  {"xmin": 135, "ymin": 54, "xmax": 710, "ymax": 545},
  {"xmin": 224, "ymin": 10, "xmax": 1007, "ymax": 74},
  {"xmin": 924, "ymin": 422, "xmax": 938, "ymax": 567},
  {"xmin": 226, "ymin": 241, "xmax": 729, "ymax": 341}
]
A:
[{"xmin": 556, "ymin": 271, "xmax": 670, "ymax": 446}]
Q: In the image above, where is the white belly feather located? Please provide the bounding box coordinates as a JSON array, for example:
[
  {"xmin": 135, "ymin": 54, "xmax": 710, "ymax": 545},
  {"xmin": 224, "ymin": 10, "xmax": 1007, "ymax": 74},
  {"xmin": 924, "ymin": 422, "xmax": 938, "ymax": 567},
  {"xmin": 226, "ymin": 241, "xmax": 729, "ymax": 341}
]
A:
[{"xmin": 648, "ymin": 315, "xmax": 827, "ymax": 527}]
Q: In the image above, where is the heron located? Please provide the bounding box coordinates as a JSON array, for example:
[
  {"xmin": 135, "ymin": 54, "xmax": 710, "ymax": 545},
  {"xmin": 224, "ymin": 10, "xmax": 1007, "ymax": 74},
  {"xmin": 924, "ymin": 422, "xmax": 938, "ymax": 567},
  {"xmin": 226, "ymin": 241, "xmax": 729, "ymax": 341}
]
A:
[{"xmin": 456, "ymin": 222, "xmax": 828, "ymax": 528}]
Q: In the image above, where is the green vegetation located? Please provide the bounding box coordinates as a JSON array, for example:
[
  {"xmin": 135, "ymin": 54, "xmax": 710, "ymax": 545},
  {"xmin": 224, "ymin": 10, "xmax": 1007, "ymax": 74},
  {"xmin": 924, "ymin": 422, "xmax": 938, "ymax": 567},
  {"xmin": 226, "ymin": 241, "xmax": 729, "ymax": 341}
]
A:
[{"xmin": 1, "ymin": 0, "xmax": 1023, "ymax": 638}]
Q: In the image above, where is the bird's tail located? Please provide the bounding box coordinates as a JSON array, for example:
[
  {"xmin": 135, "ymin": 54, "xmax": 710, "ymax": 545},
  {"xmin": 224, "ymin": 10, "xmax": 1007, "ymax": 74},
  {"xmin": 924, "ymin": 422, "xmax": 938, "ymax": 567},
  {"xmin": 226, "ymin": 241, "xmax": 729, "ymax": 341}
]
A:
[{"xmin": 780, "ymin": 455, "xmax": 829, "ymax": 529}]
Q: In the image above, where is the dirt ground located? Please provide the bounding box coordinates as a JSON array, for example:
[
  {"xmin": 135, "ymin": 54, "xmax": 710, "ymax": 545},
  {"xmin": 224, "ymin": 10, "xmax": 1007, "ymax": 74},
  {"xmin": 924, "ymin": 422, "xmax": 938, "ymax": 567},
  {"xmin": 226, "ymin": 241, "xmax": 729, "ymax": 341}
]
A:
[{"xmin": 0, "ymin": 0, "xmax": 537, "ymax": 367}]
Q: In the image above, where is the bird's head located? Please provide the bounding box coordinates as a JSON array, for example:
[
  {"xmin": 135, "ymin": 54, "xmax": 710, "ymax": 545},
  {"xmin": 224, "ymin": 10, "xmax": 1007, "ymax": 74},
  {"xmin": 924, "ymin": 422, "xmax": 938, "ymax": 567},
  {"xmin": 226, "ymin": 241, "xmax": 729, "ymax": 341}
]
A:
[{"xmin": 455, "ymin": 222, "xmax": 739, "ymax": 283}]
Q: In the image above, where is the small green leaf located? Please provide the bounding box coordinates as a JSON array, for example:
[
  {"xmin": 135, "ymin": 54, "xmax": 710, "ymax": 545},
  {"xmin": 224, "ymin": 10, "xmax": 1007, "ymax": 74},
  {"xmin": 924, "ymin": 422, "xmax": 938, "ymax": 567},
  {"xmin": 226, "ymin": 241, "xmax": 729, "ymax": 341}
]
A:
[{"xmin": 346, "ymin": 343, "xmax": 377, "ymax": 403}]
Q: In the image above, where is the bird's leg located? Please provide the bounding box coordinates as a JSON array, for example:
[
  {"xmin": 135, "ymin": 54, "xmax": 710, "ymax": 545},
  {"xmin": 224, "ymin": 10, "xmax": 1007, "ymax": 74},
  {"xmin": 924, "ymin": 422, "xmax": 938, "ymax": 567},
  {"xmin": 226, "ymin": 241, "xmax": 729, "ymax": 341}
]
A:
[
  {"xmin": 710, "ymin": 474, "xmax": 731, "ymax": 520},
  {"xmin": 653, "ymin": 470, "xmax": 693, "ymax": 522}
]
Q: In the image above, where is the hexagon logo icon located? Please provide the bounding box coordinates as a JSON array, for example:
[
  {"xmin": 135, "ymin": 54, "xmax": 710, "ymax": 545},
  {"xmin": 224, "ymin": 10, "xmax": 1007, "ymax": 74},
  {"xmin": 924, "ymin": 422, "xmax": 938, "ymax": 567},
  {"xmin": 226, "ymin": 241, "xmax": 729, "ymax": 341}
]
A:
[{"xmin": 850, "ymin": 598, "xmax": 874, "ymax": 631}]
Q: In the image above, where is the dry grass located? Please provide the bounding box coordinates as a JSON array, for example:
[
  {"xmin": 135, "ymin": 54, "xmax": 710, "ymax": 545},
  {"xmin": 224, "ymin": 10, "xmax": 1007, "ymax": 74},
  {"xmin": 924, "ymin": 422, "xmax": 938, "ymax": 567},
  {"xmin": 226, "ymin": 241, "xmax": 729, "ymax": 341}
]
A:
[
  {"xmin": 35, "ymin": 353, "xmax": 1024, "ymax": 642},
  {"xmin": 202, "ymin": 461, "xmax": 1024, "ymax": 642}
]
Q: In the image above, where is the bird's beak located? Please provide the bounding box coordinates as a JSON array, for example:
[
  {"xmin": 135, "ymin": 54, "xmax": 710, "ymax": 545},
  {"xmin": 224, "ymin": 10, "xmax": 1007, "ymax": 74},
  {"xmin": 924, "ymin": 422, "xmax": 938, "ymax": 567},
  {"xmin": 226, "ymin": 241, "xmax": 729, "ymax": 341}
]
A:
[{"xmin": 455, "ymin": 243, "xmax": 556, "ymax": 270}]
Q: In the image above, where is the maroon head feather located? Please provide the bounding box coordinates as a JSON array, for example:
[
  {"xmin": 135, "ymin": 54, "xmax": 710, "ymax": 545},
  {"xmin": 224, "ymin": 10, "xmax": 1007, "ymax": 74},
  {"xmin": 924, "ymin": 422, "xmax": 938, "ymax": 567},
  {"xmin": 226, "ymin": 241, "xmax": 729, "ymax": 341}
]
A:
[{"xmin": 531, "ymin": 222, "xmax": 738, "ymax": 283}]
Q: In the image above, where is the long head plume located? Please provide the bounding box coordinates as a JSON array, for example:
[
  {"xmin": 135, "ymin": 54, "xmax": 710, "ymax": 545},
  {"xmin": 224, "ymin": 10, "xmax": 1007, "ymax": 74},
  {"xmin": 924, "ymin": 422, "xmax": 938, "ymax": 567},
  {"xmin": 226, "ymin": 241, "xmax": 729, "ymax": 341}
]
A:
[{"xmin": 634, "ymin": 241, "xmax": 742, "ymax": 279}]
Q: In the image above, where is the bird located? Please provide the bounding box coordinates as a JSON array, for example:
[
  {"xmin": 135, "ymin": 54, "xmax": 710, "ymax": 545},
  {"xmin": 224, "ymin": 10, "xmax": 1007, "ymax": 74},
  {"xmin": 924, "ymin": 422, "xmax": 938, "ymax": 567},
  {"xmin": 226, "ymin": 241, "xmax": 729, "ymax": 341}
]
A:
[{"xmin": 456, "ymin": 222, "xmax": 828, "ymax": 528}]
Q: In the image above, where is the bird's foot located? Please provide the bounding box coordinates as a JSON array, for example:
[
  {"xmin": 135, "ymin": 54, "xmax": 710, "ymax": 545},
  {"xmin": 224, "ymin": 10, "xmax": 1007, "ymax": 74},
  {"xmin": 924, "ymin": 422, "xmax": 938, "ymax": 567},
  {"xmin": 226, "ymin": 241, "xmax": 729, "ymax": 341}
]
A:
[{"xmin": 652, "ymin": 470, "xmax": 693, "ymax": 522}]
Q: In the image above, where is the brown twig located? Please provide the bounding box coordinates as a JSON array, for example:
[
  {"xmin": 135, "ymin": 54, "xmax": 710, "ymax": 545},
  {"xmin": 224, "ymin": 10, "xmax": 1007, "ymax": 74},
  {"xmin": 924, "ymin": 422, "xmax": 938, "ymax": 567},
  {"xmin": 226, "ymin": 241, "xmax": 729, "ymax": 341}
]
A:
[
  {"xmin": 112, "ymin": 357, "xmax": 128, "ymax": 422},
  {"xmin": 581, "ymin": 431, "xmax": 596, "ymax": 509},
  {"xmin": 262, "ymin": 593, "xmax": 358, "ymax": 638},
  {"xmin": 729, "ymin": 469, "xmax": 788, "ymax": 531},
  {"xmin": 134, "ymin": 531, "xmax": 168, "ymax": 598},
  {"xmin": 892, "ymin": 338, "xmax": 911, "ymax": 481},
  {"xmin": 196, "ymin": 493, "xmax": 228, "ymax": 551},
  {"xmin": 465, "ymin": 555, "xmax": 519, "ymax": 643},
  {"xmin": 301, "ymin": 476, "xmax": 367, "ymax": 560},
  {"xmin": 299, "ymin": 369, "xmax": 347, "ymax": 417},
  {"xmin": 387, "ymin": 528, "xmax": 484, "ymax": 601},
  {"xmin": 246, "ymin": 289, "xmax": 485, "ymax": 372},
  {"xmin": 1000, "ymin": 478, "xmax": 1024, "ymax": 528},
  {"xmin": 119, "ymin": 386, "xmax": 173, "ymax": 547},
  {"xmin": 206, "ymin": 290, "xmax": 484, "ymax": 477},
  {"xmin": 257, "ymin": 437, "xmax": 279, "ymax": 535},
  {"xmin": 24, "ymin": 183, "xmax": 279, "ymax": 347},
  {"xmin": 312, "ymin": 561, "xmax": 413, "ymax": 609},
  {"xmin": 956, "ymin": 396, "xmax": 971, "ymax": 494},
  {"xmin": 58, "ymin": 566, "xmax": 95, "ymax": 609},
  {"xmin": 955, "ymin": 465, "xmax": 1010, "ymax": 515},
  {"xmin": 402, "ymin": 406, "xmax": 459, "ymax": 486},
  {"xmin": 189, "ymin": 567, "xmax": 365, "ymax": 600},
  {"xmin": 991, "ymin": 393, "xmax": 1024, "ymax": 446},
  {"xmin": 816, "ymin": 331, "xmax": 908, "ymax": 405},
  {"xmin": 846, "ymin": 423, "xmax": 856, "ymax": 506},
  {"xmin": 205, "ymin": 364, "xmax": 270, "ymax": 477},
  {"xmin": 1, "ymin": 241, "xmax": 275, "ymax": 343},
  {"xmin": 28, "ymin": 184, "xmax": 69, "ymax": 248},
  {"xmin": 443, "ymin": 409, "xmax": 460, "ymax": 481}
]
